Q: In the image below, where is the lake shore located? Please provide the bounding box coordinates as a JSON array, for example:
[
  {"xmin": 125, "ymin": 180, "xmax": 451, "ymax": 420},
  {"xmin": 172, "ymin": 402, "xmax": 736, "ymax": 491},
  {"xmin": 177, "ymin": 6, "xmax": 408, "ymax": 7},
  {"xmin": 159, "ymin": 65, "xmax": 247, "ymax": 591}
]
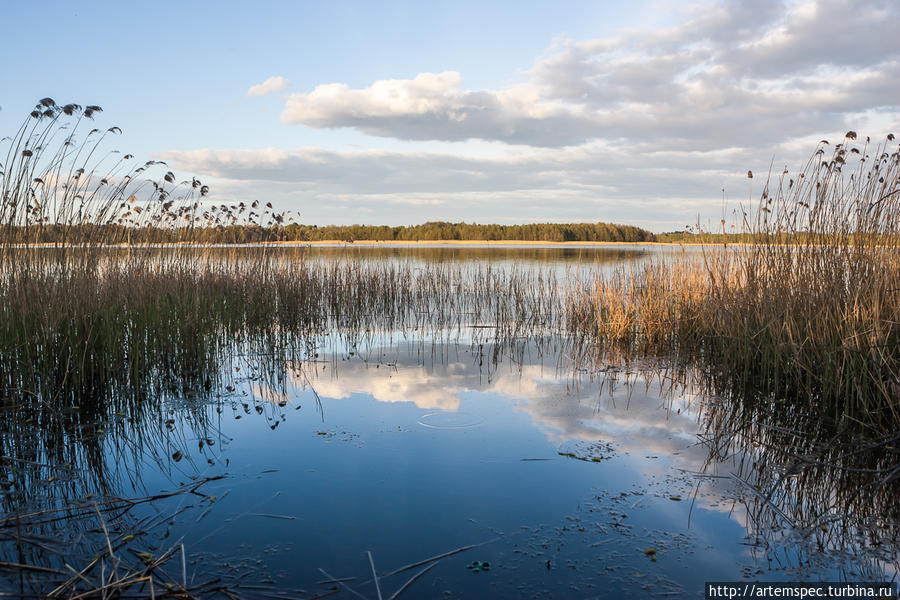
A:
[
  {"xmin": 262, "ymin": 239, "xmax": 709, "ymax": 246},
  {"xmin": 4, "ymin": 239, "xmax": 714, "ymax": 248}
]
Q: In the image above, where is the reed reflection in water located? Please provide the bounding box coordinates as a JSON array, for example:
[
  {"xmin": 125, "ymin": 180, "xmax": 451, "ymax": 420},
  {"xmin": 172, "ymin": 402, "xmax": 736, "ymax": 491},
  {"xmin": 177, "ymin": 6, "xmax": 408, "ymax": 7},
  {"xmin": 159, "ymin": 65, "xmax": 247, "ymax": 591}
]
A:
[{"xmin": 0, "ymin": 246, "xmax": 896, "ymax": 598}]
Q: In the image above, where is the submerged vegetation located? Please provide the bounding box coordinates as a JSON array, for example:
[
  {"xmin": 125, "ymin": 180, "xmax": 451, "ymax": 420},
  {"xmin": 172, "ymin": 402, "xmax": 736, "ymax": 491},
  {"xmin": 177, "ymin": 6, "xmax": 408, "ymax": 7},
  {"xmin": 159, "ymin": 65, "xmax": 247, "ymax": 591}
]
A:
[{"xmin": 1, "ymin": 101, "xmax": 898, "ymax": 594}]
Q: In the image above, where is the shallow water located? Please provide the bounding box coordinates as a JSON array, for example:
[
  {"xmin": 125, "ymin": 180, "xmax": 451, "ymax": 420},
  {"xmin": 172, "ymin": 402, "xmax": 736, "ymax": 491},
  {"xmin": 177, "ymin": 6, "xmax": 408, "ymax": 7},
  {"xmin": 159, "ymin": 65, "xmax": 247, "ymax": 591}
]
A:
[{"xmin": 1, "ymin": 246, "xmax": 896, "ymax": 598}]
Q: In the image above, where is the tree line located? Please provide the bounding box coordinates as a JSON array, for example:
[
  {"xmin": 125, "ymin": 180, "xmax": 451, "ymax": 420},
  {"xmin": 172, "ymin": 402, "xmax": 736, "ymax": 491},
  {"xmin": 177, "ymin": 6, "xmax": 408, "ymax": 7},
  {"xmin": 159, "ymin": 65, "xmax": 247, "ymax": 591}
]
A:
[
  {"xmin": 8, "ymin": 221, "xmax": 657, "ymax": 244},
  {"xmin": 285, "ymin": 221, "xmax": 655, "ymax": 243}
]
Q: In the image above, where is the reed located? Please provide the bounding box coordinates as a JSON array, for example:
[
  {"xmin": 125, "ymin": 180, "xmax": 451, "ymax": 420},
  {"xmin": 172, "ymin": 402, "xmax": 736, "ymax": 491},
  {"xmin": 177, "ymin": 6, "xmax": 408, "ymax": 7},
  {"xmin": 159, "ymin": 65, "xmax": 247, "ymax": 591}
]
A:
[
  {"xmin": 591, "ymin": 361, "xmax": 899, "ymax": 574},
  {"xmin": 569, "ymin": 133, "xmax": 900, "ymax": 428},
  {"xmin": 2, "ymin": 101, "xmax": 897, "ymax": 591}
]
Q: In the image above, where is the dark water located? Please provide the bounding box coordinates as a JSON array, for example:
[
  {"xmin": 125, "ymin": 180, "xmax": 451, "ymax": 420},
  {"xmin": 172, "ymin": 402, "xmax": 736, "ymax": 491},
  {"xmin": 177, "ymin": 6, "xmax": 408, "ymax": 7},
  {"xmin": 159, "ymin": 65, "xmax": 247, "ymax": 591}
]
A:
[{"xmin": 1, "ymin": 246, "xmax": 897, "ymax": 599}]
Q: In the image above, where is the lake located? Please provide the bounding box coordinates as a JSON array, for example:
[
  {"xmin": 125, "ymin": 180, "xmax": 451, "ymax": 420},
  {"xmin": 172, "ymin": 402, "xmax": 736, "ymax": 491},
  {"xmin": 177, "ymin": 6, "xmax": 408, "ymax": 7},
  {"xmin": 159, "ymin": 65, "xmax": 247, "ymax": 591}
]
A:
[{"xmin": 1, "ymin": 245, "xmax": 896, "ymax": 599}]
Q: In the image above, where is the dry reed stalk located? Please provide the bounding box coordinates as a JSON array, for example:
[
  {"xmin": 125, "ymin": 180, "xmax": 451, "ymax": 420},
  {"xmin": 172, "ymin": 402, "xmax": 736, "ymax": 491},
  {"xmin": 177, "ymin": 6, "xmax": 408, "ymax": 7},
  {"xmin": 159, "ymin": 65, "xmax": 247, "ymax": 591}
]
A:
[{"xmin": 569, "ymin": 134, "xmax": 900, "ymax": 429}]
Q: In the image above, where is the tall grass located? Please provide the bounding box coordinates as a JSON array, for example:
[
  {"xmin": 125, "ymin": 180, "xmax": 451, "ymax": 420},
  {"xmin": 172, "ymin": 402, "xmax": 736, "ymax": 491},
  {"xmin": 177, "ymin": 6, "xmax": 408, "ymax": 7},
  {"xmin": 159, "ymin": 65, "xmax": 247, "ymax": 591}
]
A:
[
  {"xmin": 4, "ymin": 100, "xmax": 898, "ymax": 427},
  {"xmin": 4, "ymin": 100, "xmax": 898, "ymax": 428},
  {"xmin": 0, "ymin": 100, "xmax": 569, "ymax": 409},
  {"xmin": 569, "ymin": 133, "xmax": 900, "ymax": 428},
  {"xmin": 603, "ymin": 362, "xmax": 899, "ymax": 570},
  {"xmin": 0, "ymin": 100, "xmax": 212, "ymax": 252},
  {"xmin": 1, "ymin": 101, "xmax": 898, "ymax": 591},
  {"xmin": 0, "ymin": 102, "xmax": 574, "ymax": 594}
]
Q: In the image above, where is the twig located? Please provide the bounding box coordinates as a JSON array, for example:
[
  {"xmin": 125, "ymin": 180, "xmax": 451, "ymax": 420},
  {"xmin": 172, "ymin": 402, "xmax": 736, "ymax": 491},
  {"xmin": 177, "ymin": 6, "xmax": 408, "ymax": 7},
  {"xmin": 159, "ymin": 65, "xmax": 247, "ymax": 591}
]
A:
[
  {"xmin": 367, "ymin": 551, "xmax": 383, "ymax": 600},
  {"xmin": 49, "ymin": 557, "xmax": 101, "ymax": 597},
  {"xmin": 64, "ymin": 562, "xmax": 94, "ymax": 588},
  {"xmin": 94, "ymin": 502, "xmax": 119, "ymax": 580},
  {"xmin": 688, "ymin": 479, "xmax": 702, "ymax": 529},
  {"xmin": 316, "ymin": 577, "xmax": 357, "ymax": 585},
  {"xmin": 387, "ymin": 561, "xmax": 439, "ymax": 600},
  {"xmin": 381, "ymin": 543, "xmax": 478, "ymax": 578},
  {"xmin": 317, "ymin": 568, "xmax": 369, "ymax": 600},
  {"xmin": 1, "ymin": 476, "xmax": 224, "ymax": 528},
  {"xmin": 0, "ymin": 561, "xmax": 67, "ymax": 575},
  {"xmin": 729, "ymin": 473, "xmax": 797, "ymax": 528}
]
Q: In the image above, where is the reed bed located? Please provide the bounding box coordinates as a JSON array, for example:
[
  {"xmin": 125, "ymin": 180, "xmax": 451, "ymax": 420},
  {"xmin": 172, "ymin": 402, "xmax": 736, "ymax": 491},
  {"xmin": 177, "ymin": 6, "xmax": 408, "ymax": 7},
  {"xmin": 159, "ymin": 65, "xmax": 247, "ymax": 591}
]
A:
[
  {"xmin": 701, "ymin": 379, "xmax": 900, "ymax": 561},
  {"xmin": 2, "ymin": 100, "xmax": 898, "ymax": 591},
  {"xmin": 0, "ymin": 249, "xmax": 568, "ymax": 406},
  {"xmin": 591, "ymin": 362, "xmax": 899, "ymax": 577},
  {"xmin": 0, "ymin": 100, "xmax": 572, "ymax": 595},
  {"xmin": 569, "ymin": 133, "xmax": 900, "ymax": 429},
  {"xmin": 0, "ymin": 253, "xmax": 568, "ymax": 595}
]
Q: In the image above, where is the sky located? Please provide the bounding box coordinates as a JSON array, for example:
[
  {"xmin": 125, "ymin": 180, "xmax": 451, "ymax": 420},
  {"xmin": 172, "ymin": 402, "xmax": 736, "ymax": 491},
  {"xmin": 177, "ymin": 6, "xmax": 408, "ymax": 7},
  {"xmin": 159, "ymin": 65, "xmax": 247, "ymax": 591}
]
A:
[{"xmin": 1, "ymin": 0, "xmax": 898, "ymax": 232}]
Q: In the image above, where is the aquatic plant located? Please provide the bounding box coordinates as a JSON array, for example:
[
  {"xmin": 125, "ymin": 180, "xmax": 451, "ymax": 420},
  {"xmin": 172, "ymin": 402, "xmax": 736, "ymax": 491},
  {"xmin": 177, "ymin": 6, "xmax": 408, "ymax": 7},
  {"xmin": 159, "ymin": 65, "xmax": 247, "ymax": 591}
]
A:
[
  {"xmin": 2, "ymin": 100, "xmax": 897, "ymax": 594},
  {"xmin": 569, "ymin": 133, "xmax": 900, "ymax": 428}
]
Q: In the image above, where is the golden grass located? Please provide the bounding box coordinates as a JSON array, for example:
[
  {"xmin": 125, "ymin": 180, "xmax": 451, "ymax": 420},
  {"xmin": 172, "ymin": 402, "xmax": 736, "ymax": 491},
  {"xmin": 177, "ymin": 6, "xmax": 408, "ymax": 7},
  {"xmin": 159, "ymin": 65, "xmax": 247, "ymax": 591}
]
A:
[
  {"xmin": 4, "ymin": 100, "xmax": 898, "ymax": 594},
  {"xmin": 569, "ymin": 133, "xmax": 900, "ymax": 428},
  {"xmin": 3, "ymin": 99, "xmax": 898, "ymax": 427}
]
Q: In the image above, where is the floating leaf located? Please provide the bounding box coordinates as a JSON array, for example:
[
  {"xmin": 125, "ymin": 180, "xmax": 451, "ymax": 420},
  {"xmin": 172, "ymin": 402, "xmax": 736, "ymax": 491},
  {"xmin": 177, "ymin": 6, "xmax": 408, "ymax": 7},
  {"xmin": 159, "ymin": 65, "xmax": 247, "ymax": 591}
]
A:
[{"xmin": 466, "ymin": 560, "xmax": 492, "ymax": 572}]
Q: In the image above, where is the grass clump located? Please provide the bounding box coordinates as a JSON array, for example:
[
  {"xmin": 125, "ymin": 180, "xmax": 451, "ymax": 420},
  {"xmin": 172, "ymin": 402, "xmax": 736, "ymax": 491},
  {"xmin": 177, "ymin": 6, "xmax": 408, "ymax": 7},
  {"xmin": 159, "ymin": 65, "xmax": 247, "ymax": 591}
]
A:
[{"xmin": 569, "ymin": 133, "xmax": 900, "ymax": 428}]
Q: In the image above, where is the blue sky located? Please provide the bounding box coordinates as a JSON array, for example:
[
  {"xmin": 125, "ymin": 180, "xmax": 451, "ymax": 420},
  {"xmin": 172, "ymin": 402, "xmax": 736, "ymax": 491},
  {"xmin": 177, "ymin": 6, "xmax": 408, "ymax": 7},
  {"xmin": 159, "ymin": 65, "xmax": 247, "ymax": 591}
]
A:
[{"xmin": 2, "ymin": 0, "xmax": 898, "ymax": 231}]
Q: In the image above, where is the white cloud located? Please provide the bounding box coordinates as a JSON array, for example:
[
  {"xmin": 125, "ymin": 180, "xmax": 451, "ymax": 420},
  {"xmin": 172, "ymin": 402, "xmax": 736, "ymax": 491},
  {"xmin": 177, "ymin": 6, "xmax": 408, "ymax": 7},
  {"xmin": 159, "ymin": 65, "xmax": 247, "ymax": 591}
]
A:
[
  {"xmin": 281, "ymin": 71, "xmax": 590, "ymax": 146},
  {"xmin": 164, "ymin": 1, "xmax": 900, "ymax": 230},
  {"xmin": 307, "ymin": 363, "xmax": 469, "ymax": 410},
  {"xmin": 278, "ymin": 0, "xmax": 899, "ymax": 148},
  {"xmin": 295, "ymin": 350, "xmax": 712, "ymax": 470},
  {"xmin": 157, "ymin": 138, "xmax": 818, "ymax": 230},
  {"xmin": 247, "ymin": 76, "xmax": 291, "ymax": 98}
]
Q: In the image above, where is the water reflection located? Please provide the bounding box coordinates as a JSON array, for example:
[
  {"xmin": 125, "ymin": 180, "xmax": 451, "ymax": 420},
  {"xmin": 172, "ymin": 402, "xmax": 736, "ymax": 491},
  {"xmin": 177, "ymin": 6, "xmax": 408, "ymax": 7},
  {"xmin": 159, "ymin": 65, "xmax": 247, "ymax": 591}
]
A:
[
  {"xmin": 298, "ymin": 243, "xmax": 654, "ymax": 266},
  {"xmin": 237, "ymin": 338, "xmax": 896, "ymax": 592},
  {"xmin": 1, "ymin": 259, "xmax": 897, "ymax": 597}
]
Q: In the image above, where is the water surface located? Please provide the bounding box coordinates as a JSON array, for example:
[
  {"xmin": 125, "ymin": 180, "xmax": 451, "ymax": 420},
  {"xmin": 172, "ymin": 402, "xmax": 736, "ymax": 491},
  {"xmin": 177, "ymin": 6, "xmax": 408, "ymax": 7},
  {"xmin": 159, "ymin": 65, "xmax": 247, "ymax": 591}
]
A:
[{"xmin": 1, "ymin": 245, "xmax": 896, "ymax": 599}]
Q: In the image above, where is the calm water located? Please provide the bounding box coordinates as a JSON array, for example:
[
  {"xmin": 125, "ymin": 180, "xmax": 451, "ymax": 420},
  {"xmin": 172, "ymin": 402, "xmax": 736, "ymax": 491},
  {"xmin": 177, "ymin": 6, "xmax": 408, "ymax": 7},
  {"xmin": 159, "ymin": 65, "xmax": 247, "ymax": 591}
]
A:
[{"xmin": 2, "ymin": 246, "xmax": 896, "ymax": 599}]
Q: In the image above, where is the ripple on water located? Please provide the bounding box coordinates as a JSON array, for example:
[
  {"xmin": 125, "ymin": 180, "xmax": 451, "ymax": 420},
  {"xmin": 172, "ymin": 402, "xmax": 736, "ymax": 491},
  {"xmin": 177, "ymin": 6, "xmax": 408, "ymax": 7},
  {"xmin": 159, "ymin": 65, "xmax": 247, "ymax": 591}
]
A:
[{"xmin": 417, "ymin": 411, "xmax": 485, "ymax": 430}]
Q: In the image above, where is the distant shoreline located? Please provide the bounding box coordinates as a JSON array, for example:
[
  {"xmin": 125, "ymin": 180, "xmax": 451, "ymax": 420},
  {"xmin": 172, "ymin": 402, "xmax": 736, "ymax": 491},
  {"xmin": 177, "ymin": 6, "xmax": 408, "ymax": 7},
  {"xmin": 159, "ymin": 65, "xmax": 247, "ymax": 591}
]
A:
[
  {"xmin": 266, "ymin": 239, "xmax": 709, "ymax": 247},
  {"xmin": 9, "ymin": 239, "xmax": 721, "ymax": 248}
]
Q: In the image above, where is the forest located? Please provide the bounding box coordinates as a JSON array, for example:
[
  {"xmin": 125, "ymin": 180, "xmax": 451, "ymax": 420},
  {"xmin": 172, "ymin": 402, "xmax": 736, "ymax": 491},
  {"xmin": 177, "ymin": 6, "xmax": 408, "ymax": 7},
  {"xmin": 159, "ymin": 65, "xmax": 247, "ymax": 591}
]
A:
[{"xmin": 9, "ymin": 221, "xmax": 658, "ymax": 244}]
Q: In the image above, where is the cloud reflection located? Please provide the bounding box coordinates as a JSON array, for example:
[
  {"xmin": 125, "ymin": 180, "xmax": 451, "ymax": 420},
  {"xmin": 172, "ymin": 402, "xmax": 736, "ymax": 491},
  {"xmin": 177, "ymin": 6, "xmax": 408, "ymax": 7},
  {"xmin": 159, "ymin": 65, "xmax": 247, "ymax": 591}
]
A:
[{"xmin": 295, "ymin": 350, "xmax": 709, "ymax": 466}]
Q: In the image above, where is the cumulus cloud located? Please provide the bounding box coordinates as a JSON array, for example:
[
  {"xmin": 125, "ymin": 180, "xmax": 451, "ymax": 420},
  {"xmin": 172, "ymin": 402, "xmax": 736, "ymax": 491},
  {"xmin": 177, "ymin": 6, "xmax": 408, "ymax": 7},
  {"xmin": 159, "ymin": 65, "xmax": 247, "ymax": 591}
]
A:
[
  {"xmin": 164, "ymin": 1, "xmax": 900, "ymax": 230},
  {"xmin": 159, "ymin": 140, "xmax": 788, "ymax": 230},
  {"xmin": 295, "ymin": 348, "xmax": 712, "ymax": 470},
  {"xmin": 305, "ymin": 362, "xmax": 471, "ymax": 411},
  {"xmin": 279, "ymin": 0, "xmax": 899, "ymax": 148},
  {"xmin": 247, "ymin": 76, "xmax": 290, "ymax": 97},
  {"xmin": 282, "ymin": 71, "xmax": 594, "ymax": 146},
  {"xmin": 161, "ymin": 147, "xmax": 576, "ymax": 193}
]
